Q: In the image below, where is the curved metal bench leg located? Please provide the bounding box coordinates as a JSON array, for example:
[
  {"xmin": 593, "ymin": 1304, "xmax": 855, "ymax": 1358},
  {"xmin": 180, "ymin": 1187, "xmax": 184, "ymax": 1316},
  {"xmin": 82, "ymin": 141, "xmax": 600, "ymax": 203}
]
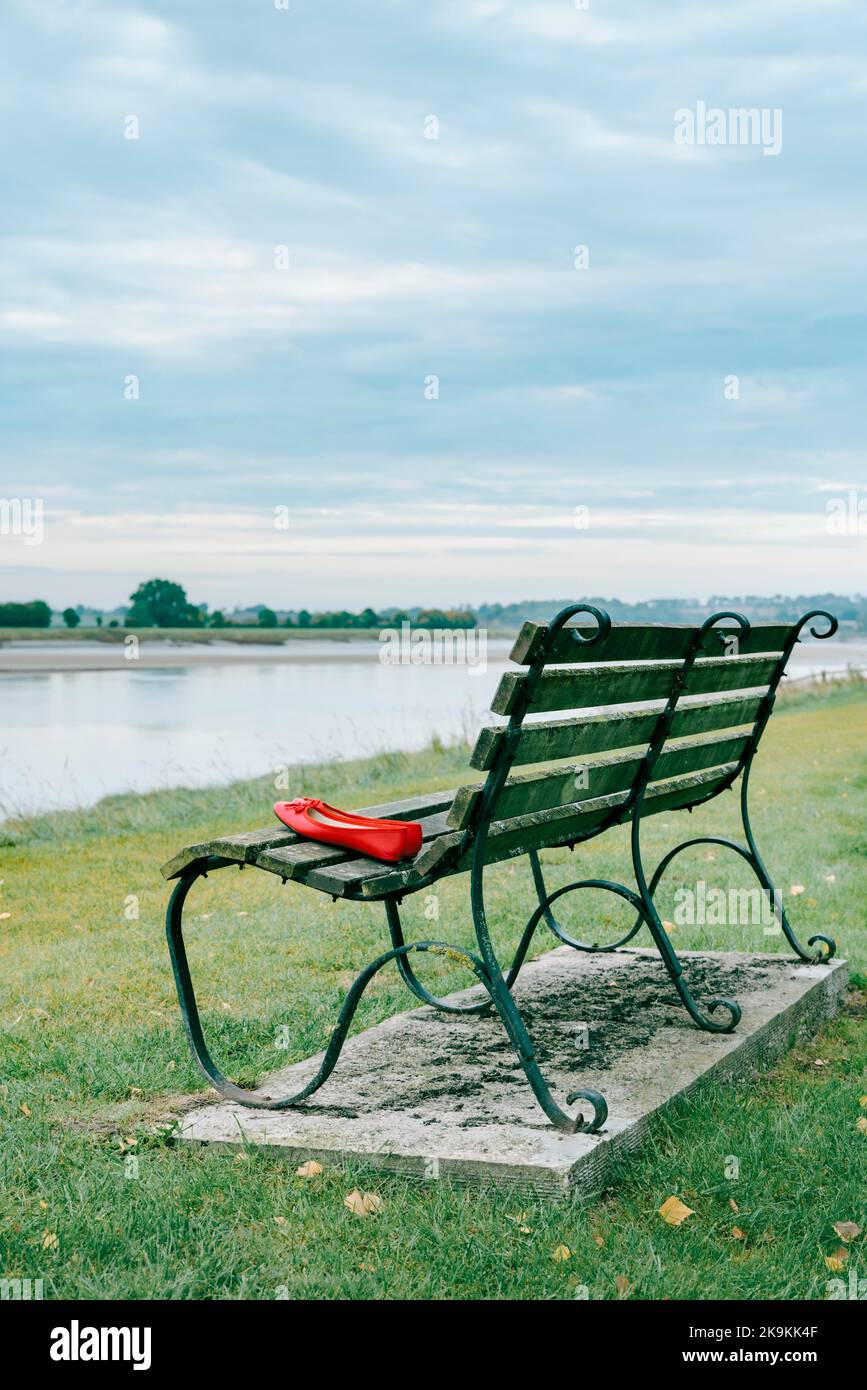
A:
[
  {"xmin": 384, "ymin": 898, "xmax": 491, "ymax": 1015},
  {"xmin": 529, "ymin": 848, "xmax": 648, "ymax": 953},
  {"xmin": 470, "ymin": 854, "xmax": 608, "ymax": 1134},
  {"xmin": 166, "ymin": 863, "xmax": 499, "ymax": 1110},
  {"xmin": 632, "ymin": 812, "xmax": 742, "ymax": 1034},
  {"xmin": 739, "ymin": 764, "xmax": 836, "ymax": 962}
]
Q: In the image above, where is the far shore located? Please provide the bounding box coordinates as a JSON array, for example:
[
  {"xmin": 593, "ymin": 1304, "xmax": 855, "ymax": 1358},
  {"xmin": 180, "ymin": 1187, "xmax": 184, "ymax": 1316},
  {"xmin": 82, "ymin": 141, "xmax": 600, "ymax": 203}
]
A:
[{"xmin": 0, "ymin": 634, "xmax": 515, "ymax": 674}]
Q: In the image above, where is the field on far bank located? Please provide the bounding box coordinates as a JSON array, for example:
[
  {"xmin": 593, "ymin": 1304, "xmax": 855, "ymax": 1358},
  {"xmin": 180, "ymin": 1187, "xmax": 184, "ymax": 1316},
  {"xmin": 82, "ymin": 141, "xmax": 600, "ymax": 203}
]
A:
[
  {"xmin": 0, "ymin": 626, "xmax": 383, "ymax": 645},
  {"xmin": 0, "ymin": 686, "xmax": 865, "ymax": 1300}
]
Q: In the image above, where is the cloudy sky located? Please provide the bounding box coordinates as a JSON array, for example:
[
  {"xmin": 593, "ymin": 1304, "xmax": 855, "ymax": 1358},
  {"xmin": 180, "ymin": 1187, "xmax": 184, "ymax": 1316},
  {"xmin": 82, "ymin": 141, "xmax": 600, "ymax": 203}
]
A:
[{"xmin": 2, "ymin": 0, "xmax": 865, "ymax": 611}]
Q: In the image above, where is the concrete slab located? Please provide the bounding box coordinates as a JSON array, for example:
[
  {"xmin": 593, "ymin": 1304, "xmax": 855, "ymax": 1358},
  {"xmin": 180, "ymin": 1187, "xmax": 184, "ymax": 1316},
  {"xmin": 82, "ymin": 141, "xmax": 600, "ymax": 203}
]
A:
[{"xmin": 178, "ymin": 948, "xmax": 848, "ymax": 1196}]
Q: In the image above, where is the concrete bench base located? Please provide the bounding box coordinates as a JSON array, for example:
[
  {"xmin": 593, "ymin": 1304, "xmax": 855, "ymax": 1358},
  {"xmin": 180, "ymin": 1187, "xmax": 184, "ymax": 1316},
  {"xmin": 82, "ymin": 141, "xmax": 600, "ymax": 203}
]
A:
[{"xmin": 178, "ymin": 947, "xmax": 848, "ymax": 1197}]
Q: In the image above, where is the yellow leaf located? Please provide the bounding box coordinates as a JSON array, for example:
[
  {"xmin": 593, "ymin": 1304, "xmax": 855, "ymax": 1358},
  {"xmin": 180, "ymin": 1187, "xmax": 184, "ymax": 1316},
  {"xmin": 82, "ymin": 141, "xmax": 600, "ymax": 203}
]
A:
[
  {"xmin": 614, "ymin": 1274, "xmax": 631, "ymax": 1298},
  {"xmin": 859, "ymin": 1096, "xmax": 867, "ymax": 1108},
  {"xmin": 856, "ymin": 1117, "xmax": 867, "ymax": 1134},
  {"xmin": 551, "ymin": 1244, "xmax": 571, "ymax": 1262},
  {"xmin": 729, "ymin": 1198, "xmax": 739, "ymax": 1213},
  {"xmin": 659, "ymin": 1195, "xmax": 694, "ymax": 1226},
  {"xmin": 19, "ymin": 1102, "xmax": 31, "ymax": 1117},
  {"xmin": 42, "ymin": 1230, "xmax": 59, "ymax": 1250},
  {"xmin": 731, "ymin": 1227, "xmax": 746, "ymax": 1241},
  {"xmin": 273, "ymin": 1216, "xmax": 288, "ymax": 1227},
  {"xmin": 832, "ymin": 1221, "xmax": 861, "ymax": 1243},
  {"xmin": 344, "ymin": 1189, "xmax": 382, "ymax": 1217},
  {"xmin": 661, "ymin": 919, "xmax": 676, "ymax": 932},
  {"xmin": 0, "ymin": 912, "xmax": 11, "ymax": 921},
  {"xmin": 824, "ymin": 1248, "xmax": 848, "ymax": 1273},
  {"xmin": 296, "ymin": 1160, "xmax": 323, "ymax": 1178}
]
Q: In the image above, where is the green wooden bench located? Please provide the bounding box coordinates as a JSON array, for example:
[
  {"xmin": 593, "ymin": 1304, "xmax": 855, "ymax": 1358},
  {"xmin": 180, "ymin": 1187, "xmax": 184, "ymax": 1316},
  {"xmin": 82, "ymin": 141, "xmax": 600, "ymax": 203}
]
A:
[{"xmin": 162, "ymin": 604, "xmax": 838, "ymax": 1134}]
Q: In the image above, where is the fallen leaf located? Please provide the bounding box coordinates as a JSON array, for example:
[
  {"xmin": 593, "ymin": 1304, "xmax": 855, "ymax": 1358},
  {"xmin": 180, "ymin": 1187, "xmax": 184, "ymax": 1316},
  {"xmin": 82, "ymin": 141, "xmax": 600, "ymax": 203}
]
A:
[
  {"xmin": 661, "ymin": 919, "xmax": 676, "ymax": 932},
  {"xmin": 592, "ymin": 1233, "xmax": 605, "ymax": 1248},
  {"xmin": 42, "ymin": 1230, "xmax": 59, "ymax": 1250},
  {"xmin": 859, "ymin": 1097, "xmax": 867, "ymax": 1108},
  {"xmin": 823, "ymin": 874, "xmax": 836, "ymax": 883},
  {"xmin": 0, "ymin": 912, "xmax": 11, "ymax": 921},
  {"xmin": 856, "ymin": 1117, "xmax": 867, "ymax": 1135},
  {"xmin": 344, "ymin": 1189, "xmax": 382, "ymax": 1217},
  {"xmin": 832, "ymin": 1221, "xmax": 861, "ymax": 1243},
  {"xmin": 296, "ymin": 1160, "xmax": 323, "ymax": 1178},
  {"xmin": 731, "ymin": 1227, "xmax": 746, "ymax": 1241},
  {"xmin": 19, "ymin": 1102, "xmax": 31, "ymax": 1117},
  {"xmin": 273, "ymin": 1216, "xmax": 288, "ymax": 1227},
  {"xmin": 38, "ymin": 1200, "xmax": 48, "ymax": 1210},
  {"xmin": 551, "ymin": 1244, "xmax": 571, "ymax": 1262},
  {"xmin": 659, "ymin": 1195, "xmax": 694, "ymax": 1226},
  {"xmin": 824, "ymin": 1248, "xmax": 848, "ymax": 1273},
  {"xmin": 789, "ymin": 884, "xmax": 805, "ymax": 896},
  {"xmin": 729, "ymin": 1198, "xmax": 739, "ymax": 1213},
  {"xmin": 614, "ymin": 1274, "xmax": 631, "ymax": 1298}
]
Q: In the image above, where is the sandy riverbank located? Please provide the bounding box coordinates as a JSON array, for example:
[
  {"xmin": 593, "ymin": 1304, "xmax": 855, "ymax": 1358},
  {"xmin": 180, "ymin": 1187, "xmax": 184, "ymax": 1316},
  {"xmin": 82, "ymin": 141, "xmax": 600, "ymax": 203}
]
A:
[{"xmin": 0, "ymin": 637, "xmax": 515, "ymax": 674}]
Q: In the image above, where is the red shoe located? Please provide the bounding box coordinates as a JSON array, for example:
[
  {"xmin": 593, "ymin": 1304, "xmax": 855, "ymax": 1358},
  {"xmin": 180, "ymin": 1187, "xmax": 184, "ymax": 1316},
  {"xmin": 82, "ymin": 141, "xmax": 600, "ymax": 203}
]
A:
[{"xmin": 273, "ymin": 798, "xmax": 423, "ymax": 863}]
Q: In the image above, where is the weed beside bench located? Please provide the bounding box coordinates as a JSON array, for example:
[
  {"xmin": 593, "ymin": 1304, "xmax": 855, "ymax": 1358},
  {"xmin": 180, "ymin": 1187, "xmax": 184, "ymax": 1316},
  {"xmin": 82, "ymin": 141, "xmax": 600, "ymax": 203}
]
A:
[{"xmin": 162, "ymin": 605, "xmax": 838, "ymax": 1133}]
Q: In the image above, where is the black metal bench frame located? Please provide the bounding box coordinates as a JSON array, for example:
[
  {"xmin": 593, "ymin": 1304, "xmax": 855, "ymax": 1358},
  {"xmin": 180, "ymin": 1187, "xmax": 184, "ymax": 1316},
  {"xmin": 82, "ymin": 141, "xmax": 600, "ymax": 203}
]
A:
[{"xmin": 164, "ymin": 604, "xmax": 837, "ymax": 1134}]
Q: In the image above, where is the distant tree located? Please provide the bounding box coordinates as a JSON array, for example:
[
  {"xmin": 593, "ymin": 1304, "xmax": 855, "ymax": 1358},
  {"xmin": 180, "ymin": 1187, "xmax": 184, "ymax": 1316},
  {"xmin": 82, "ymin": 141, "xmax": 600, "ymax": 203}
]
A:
[
  {"xmin": 282, "ymin": 614, "xmax": 296, "ymax": 627},
  {"xmin": 209, "ymin": 610, "xmax": 226, "ymax": 628},
  {"xmin": 62, "ymin": 607, "xmax": 80, "ymax": 628},
  {"xmin": 0, "ymin": 599, "xmax": 52, "ymax": 628},
  {"xmin": 127, "ymin": 578, "xmax": 203, "ymax": 628},
  {"xmin": 108, "ymin": 619, "xmax": 119, "ymax": 628},
  {"xmin": 95, "ymin": 614, "xmax": 103, "ymax": 627},
  {"xmin": 360, "ymin": 607, "xmax": 379, "ymax": 627},
  {"xmin": 258, "ymin": 607, "xmax": 278, "ymax": 628},
  {"xmin": 297, "ymin": 609, "xmax": 311, "ymax": 628}
]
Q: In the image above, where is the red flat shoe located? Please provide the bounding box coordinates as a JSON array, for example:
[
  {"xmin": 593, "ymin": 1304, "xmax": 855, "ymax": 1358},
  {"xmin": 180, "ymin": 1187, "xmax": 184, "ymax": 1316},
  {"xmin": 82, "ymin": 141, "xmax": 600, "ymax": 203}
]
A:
[{"xmin": 273, "ymin": 798, "xmax": 423, "ymax": 863}]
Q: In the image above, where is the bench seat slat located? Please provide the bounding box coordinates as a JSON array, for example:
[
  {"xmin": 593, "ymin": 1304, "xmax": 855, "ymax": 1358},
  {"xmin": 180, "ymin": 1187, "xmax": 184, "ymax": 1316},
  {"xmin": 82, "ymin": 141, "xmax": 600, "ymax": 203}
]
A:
[
  {"xmin": 492, "ymin": 654, "xmax": 779, "ymax": 717},
  {"xmin": 160, "ymin": 790, "xmax": 456, "ymax": 879},
  {"xmin": 255, "ymin": 809, "xmax": 452, "ymax": 882},
  {"xmin": 510, "ymin": 621, "xmax": 793, "ymax": 666},
  {"xmin": 284, "ymin": 763, "xmax": 738, "ymax": 900},
  {"xmin": 470, "ymin": 691, "xmax": 763, "ymax": 770}
]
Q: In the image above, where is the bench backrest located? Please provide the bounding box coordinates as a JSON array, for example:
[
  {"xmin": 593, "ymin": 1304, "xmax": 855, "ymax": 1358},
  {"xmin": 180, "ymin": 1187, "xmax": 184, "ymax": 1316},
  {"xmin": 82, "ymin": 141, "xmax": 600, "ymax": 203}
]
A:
[{"xmin": 439, "ymin": 604, "xmax": 837, "ymax": 869}]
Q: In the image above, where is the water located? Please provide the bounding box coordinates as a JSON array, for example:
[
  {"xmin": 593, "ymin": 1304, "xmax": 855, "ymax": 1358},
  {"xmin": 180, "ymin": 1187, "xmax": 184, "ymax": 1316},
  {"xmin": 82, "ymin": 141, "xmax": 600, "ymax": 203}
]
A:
[{"xmin": 0, "ymin": 638, "xmax": 863, "ymax": 820}]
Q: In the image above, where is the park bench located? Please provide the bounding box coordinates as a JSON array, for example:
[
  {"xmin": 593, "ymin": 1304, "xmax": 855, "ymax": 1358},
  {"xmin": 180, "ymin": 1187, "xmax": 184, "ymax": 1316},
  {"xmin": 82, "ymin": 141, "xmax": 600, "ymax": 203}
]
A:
[{"xmin": 162, "ymin": 604, "xmax": 838, "ymax": 1134}]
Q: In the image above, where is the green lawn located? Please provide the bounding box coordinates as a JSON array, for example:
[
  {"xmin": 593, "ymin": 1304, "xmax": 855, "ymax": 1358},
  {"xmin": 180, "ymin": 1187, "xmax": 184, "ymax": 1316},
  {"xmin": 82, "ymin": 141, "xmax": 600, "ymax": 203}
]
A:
[{"xmin": 1, "ymin": 686, "xmax": 865, "ymax": 1300}]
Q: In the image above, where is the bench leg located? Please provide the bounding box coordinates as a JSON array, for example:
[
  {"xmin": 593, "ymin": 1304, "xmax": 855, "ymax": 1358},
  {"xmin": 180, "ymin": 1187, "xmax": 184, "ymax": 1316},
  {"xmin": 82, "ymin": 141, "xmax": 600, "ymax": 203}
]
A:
[
  {"xmin": 528, "ymin": 849, "xmax": 647, "ymax": 953},
  {"xmin": 739, "ymin": 762, "xmax": 836, "ymax": 962},
  {"xmin": 632, "ymin": 765, "xmax": 836, "ymax": 968},
  {"xmin": 631, "ymin": 810, "xmax": 743, "ymax": 1034},
  {"xmin": 167, "ymin": 861, "xmax": 499, "ymax": 1109},
  {"xmin": 469, "ymin": 853, "xmax": 608, "ymax": 1134}
]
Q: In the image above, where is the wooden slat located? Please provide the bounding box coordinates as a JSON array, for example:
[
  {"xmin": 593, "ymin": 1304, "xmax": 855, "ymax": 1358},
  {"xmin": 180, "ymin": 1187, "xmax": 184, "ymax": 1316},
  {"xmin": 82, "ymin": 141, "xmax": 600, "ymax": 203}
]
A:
[
  {"xmin": 255, "ymin": 809, "xmax": 452, "ymax": 883},
  {"xmin": 492, "ymin": 654, "xmax": 778, "ymax": 717},
  {"xmin": 510, "ymin": 621, "xmax": 793, "ymax": 666},
  {"xmin": 160, "ymin": 790, "xmax": 455, "ymax": 879},
  {"xmin": 367, "ymin": 763, "xmax": 739, "ymax": 895},
  {"xmin": 447, "ymin": 732, "xmax": 749, "ymax": 829},
  {"xmin": 471, "ymin": 692, "xmax": 763, "ymax": 770}
]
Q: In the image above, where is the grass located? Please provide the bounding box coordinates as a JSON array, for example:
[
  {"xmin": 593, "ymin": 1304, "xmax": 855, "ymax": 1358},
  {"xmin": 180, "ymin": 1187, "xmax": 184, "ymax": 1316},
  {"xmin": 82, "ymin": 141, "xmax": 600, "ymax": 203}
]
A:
[{"xmin": 0, "ymin": 687, "xmax": 865, "ymax": 1300}]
